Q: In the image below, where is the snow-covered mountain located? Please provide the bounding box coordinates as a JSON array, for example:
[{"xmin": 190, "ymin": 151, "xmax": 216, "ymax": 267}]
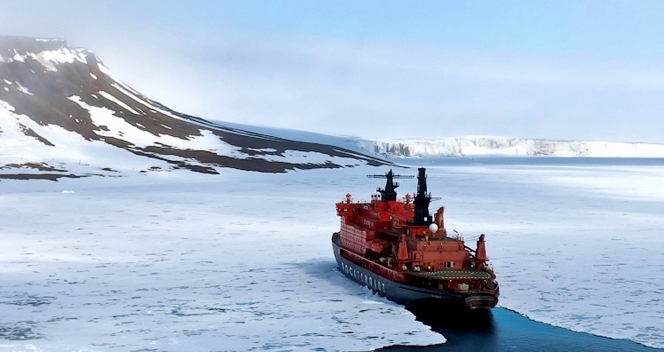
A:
[
  {"xmin": 359, "ymin": 137, "xmax": 664, "ymax": 158},
  {"xmin": 0, "ymin": 36, "xmax": 386, "ymax": 180},
  {"xmin": 4, "ymin": 36, "xmax": 662, "ymax": 183}
]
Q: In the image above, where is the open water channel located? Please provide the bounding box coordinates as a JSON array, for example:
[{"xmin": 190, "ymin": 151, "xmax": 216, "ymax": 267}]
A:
[{"xmin": 377, "ymin": 301, "xmax": 660, "ymax": 352}]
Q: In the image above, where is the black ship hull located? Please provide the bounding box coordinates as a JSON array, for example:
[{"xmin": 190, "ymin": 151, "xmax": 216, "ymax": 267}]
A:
[{"xmin": 332, "ymin": 240, "xmax": 498, "ymax": 309}]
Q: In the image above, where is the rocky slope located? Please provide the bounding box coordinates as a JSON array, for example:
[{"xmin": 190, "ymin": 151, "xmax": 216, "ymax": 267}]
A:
[{"xmin": 0, "ymin": 36, "xmax": 386, "ymax": 180}]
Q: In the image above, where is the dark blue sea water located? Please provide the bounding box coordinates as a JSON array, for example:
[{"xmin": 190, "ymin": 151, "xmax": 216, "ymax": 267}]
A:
[{"xmin": 376, "ymin": 300, "xmax": 661, "ymax": 352}]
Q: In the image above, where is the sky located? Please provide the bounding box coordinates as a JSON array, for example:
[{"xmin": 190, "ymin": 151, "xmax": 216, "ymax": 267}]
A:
[{"xmin": 2, "ymin": 0, "xmax": 664, "ymax": 142}]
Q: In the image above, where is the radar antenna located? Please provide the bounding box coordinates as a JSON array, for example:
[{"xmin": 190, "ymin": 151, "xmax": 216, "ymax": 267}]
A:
[{"xmin": 367, "ymin": 169, "xmax": 414, "ymax": 202}]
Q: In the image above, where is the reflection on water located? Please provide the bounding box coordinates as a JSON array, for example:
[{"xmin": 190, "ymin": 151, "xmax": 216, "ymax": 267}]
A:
[{"xmin": 376, "ymin": 299, "xmax": 658, "ymax": 352}]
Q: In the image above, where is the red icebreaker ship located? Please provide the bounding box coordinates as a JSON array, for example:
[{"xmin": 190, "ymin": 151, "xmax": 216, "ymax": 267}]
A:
[{"xmin": 331, "ymin": 168, "xmax": 499, "ymax": 309}]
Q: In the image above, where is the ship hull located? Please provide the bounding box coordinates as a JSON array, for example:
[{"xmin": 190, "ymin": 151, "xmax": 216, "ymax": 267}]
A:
[{"xmin": 332, "ymin": 240, "xmax": 497, "ymax": 308}]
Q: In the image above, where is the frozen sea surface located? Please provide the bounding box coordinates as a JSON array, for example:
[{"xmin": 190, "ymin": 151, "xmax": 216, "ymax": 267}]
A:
[
  {"xmin": 0, "ymin": 169, "xmax": 443, "ymax": 351},
  {"xmin": 415, "ymin": 158, "xmax": 664, "ymax": 349},
  {"xmin": 1, "ymin": 159, "xmax": 664, "ymax": 350}
]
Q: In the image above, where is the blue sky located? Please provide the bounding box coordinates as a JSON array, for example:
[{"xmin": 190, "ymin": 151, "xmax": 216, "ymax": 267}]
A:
[
  {"xmin": 200, "ymin": 1, "xmax": 664, "ymax": 56},
  {"xmin": 3, "ymin": 0, "xmax": 664, "ymax": 142}
]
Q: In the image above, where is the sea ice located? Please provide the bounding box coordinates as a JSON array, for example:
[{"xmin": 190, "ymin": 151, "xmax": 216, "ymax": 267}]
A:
[
  {"xmin": 418, "ymin": 162, "xmax": 664, "ymax": 348},
  {"xmin": 0, "ymin": 169, "xmax": 444, "ymax": 351},
  {"xmin": 2, "ymin": 160, "xmax": 663, "ymax": 350}
]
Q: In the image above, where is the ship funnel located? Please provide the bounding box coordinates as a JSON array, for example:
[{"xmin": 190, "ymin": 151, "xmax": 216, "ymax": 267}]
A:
[
  {"xmin": 411, "ymin": 168, "xmax": 432, "ymax": 225},
  {"xmin": 476, "ymin": 234, "xmax": 487, "ymax": 270}
]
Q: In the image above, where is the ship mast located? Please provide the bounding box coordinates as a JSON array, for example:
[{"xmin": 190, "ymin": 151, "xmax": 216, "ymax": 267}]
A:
[{"xmin": 367, "ymin": 169, "xmax": 413, "ymax": 202}]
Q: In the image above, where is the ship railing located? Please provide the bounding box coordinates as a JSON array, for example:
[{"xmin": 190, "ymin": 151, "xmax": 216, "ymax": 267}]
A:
[
  {"xmin": 448, "ymin": 230, "xmax": 464, "ymax": 241},
  {"xmin": 464, "ymin": 288, "xmax": 499, "ymax": 295}
]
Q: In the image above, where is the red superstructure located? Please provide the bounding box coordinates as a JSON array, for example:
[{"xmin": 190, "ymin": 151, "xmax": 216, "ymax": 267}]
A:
[{"xmin": 331, "ymin": 168, "xmax": 499, "ymax": 309}]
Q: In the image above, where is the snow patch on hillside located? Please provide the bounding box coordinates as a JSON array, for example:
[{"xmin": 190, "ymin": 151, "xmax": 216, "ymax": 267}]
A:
[
  {"xmin": 0, "ymin": 100, "xmax": 171, "ymax": 172},
  {"xmin": 97, "ymin": 91, "xmax": 141, "ymax": 115},
  {"xmin": 33, "ymin": 48, "xmax": 88, "ymax": 70},
  {"xmin": 14, "ymin": 82, "xmax": 33, "ymax": 95},
  {"xmin": 1, "ymin": 47, "xmax": 88, "ymax": 72},
  {"xmin": 67, "ymin": 95, "xmax": 245, "ymax": 156},
  {"xmin": 1, "ymin": 96, "xmax": 375, "ymax": 176}
]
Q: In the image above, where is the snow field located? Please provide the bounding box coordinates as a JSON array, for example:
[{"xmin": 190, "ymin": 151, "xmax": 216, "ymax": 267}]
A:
[
  {"xmin": 0, "ymin": 169, "xmax": 443, "ymax": 351},
  {"xmin": 2, "ymin": 161, "xmax": 664, "ymax": 350},
  {"xmin": 420, "ymin": 163, "xmax": 664, "ymax": 348}
]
